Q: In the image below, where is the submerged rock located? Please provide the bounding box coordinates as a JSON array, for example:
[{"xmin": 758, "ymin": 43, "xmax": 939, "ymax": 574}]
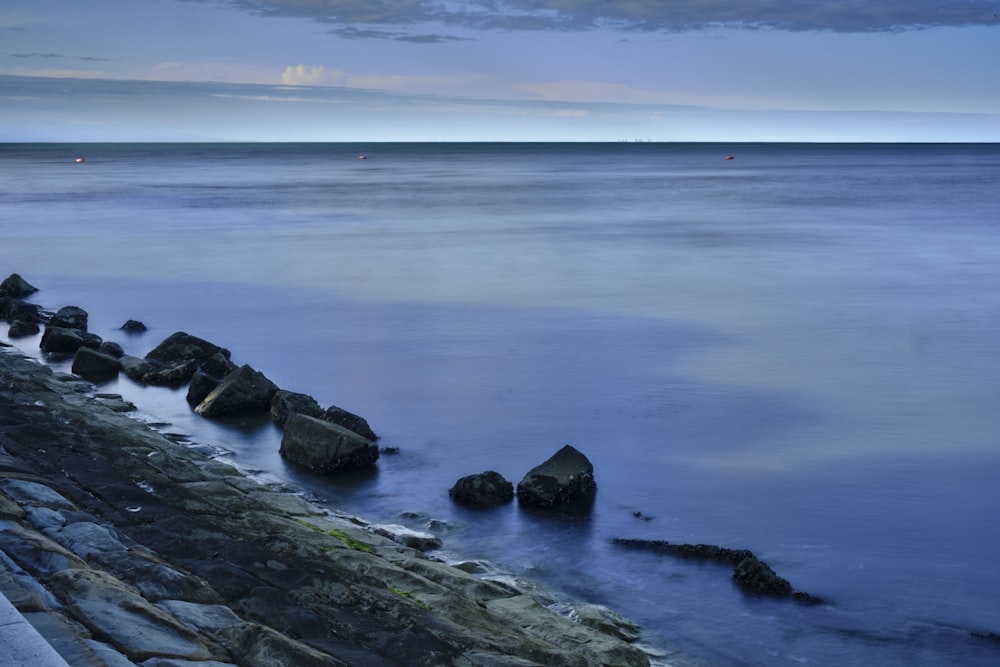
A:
[
  {"xmin": 280, "ymin": 413, "xmax": 379, "ymax": 473},
  {"xmin": 449, "ymin": 471, "xmax": 514, "ymax": 508},
  {"xmin": 516, "ymin": 445, "xmax": 597, "ymax": 512},
  {"xmin": 8, "ymin": 319, "xmax": 40, "ymax": 339},
  {"xmin": 119, "ymin": 319, "xmax": 147, "ymax": 333}
]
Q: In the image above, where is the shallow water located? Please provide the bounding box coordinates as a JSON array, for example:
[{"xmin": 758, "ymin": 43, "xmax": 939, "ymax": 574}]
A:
[{"xmin": 3, "ymin": 142, "xmax": 1000, "ymax": 666}]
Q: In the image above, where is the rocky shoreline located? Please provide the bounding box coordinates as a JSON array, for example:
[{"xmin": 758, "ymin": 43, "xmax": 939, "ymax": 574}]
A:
[{"xmin": 0, "ymin": 271, "xmax": 656, "ymax": 666}]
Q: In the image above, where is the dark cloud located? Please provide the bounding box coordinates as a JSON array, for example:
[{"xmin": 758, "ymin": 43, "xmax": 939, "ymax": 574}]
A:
[
  {"xmin": 200, "ymin": 0, "xmax": 1000, "ymax": 35},
  {"xmin": 329, "ymin": 26, "xmax": 470, "ymax": 43},
  {"xmin": 11, "ymin": 52, "xmax": 109, "ymax": 61}
]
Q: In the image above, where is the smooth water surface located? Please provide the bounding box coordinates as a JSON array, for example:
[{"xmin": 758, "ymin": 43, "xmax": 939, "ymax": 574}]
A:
[{"xmin": 3, "ymin": 142, "xmax": 1000, "ymax": 666}]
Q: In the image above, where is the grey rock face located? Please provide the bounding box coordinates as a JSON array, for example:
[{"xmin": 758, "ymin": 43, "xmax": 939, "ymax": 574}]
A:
[
  {"xmin": 49, "ymin": 306, "xmax": 89, "ymax": 331},
  {"xmin": 280, "ymin": 413, "xmax": 379, "ymax": 473},
  {"xmin": 8, "ymin": 319, "xmax": 40, "ymax": 338},
  {"xmin": 0, "ymin": 273, "xmax": 39, "ymax": 298},
  {"xmin": 40, "ymin": 326, "xmax": 101, "ymax": 355},
  {"xmin": 271, "ymin": 390, "xmax": 324, "ymax": 427},
  {"xmin": 516, "ymin": 445, "xmax": 597, "ymax": 511},
  {"xmin": 322, "ymin": 405, "xmax": 378, "ymax": 441}
]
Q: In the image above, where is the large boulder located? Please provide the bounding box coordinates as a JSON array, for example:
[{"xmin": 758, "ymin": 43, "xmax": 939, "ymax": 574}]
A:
[
  {"xmin": 3, "ymin": 299, "xmax": 42, "ymax": 324},
  {"xmin": 8, "ymin": 320, "xmax": 39, "ymax": 339},
  {"xmin": 0, "ymin": 273, "xmax": 38, "ymax": 298},
  {"xmin": 72, "ymin": 347, "xmax": 120, "ymax": 384},
  {"xmin": 195, "ymin": 365, "xmax": 279, "ymax": 418},
  {"xmin": 280, "ymin": 413, "xmax": 379, "ymax": 473},
  {"xmin": 449, "ymin": 471, "xmax": 514, "ymax": 508},
  {"xmin": 271, "ymin": 390, "xmax": 324, "ymax": 427},
  {"xmin": 516, "ymin": 445, "xmax": 597, "ymax": 512},
  {"xmin": 322, "ymin": 405, "xmax": 378, "ymax": 441},
  {"xmin": 49, "ymin": 305, "xmax": 89, "ymax": 331},
  {"xmin": 185, "ymin": 352, "xmax": 239, "ymax": 407},
  {"xmin": 732, "ymin": 556, "xmax": 793, "ymax": 597},
  {"xmin": 119, "ymin": 355, "xmax": 158, "ymax": 382},
  {"xmin": 40, "ymin": 326, "xmax": 101, "ymax": 355}
]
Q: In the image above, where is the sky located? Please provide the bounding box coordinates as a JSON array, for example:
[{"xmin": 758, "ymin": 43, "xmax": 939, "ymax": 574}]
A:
[{"xmin": 2, "ymin": 0, "xmax": 1000, "ymax": 141}]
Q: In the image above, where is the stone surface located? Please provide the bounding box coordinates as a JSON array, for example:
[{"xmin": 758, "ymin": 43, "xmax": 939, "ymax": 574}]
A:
[
  {"xmin": 8, "ymin": 319, "xmax": 40, "ymax": 339},
  {"xmin": 322, "ymin": 405, "xmax": 378, "ymax": 441},
  {"xmin": 0, "ymin": 273, "xmax": 39, "ymax": 299},
  {"xmin": 40, "ymin": 327, "xmax": 101, "ymax": 356},
  {"xmin": 48, "ymin": 306, "xmax": 88, "ymax": 332},
  {"xmin": 449, "ymin": 471, "xmax": 514, "ymax": 508},
  {"xmin": 271, "ymin": 389, "xmax": 323, "ymax": 427},
  {"xmin": 71, "ymin": 347, "xmax": 120, "ymax": 384},
  {"xmin": 195, "ymin": 365, "xmax": 279, "ymax": 418},
  {"xmin": 119, "ymin": 319, "xmax": 147, "ymax": 333},
  {"xmin": 279, "ymin": 413, "xmax": 379, "ymax": 473},
  {"xmin": 516, "ymin": 445, "xmax": 597, "ymax": 512}
]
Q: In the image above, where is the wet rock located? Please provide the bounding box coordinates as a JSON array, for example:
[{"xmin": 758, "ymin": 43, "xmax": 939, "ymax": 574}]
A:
[
  {"xmin": 98, "ymin": 341, "xmax": 124, "ymax": 358},
  {"xmin": 280, "ymin": 413, "xmax": 379, "ymax": 473},
  {"xmin": 145, "ymin": 332, "xmax": 230, "ymax": 368},
  {"xmin": 8, "ymin": 319, "xmax": 40, "ymax": 338},
  {"xmin": 322, "ymin": 404, "xmax": 378, "ymax": 441},
  {"xmin": 732, "ymin": 556, "xmax": 792, "ymax": 596},
  {"xmin": 142, "ymin": 360, "xmax": 199, "ymax": 388},
  {"xmin": 50, "ymin": 306, "xmax": 89, "ymax": 331},
  {"xmin": 119, "ymin": 354, "xmax": 158, "ymax": 382},
  {"xmin": 449, "ymin": 471, "xmax": 514, "ymax": 508},
  {"xmin": 72, "ymin": 347, "xmax": 120, "ymax": 384},
  {"xmin": 369, "ymin": 523, "xmax": 443, "ymax": 551},
  {"xmin": 516, "ymin": 445, "xmax": 597, "ymax": 512},
  {"xmin": 195, "ymin": 364, "xmax": 279, "ymax": 418},
  {"xmin": 120, "ymin": 319, "xmax": 147, "ymax": 333},
  {"xmin": 271, "ymin": 390, "xmax": 323, "ymax": 427},
  {"xmin": 186, "ymin": 370, "xmax": 220, "ymax": 407},
  {"xmin": 4, "ymin": 299, "xmax": 43, "ymax": 324},
  {"xmin": 40, "ymin": 326, "xmax": 101, "ymax": 355},
  {"xmin": 0, "ymin": 273, "xmax": 38, "ymax": 298}
]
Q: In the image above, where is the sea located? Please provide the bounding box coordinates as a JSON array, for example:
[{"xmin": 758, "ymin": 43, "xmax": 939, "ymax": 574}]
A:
[{"xmin": 2, "ymin": 142, "xmax": 1000, "ymax": 666}]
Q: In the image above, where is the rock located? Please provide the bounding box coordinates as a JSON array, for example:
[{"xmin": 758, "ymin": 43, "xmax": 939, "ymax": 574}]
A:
[
  {"xmin": 369, "ymin": 523, "xmax": 443, "ymax": 551},
  {"xmin": 72, "ymin": 347, "xmax": 120, "ymax": 384},
  {"xmin": 8, "ymin": 319, "xmax": 40, "ymax": 338},
  {"xmin": 186, "ymin": 370, "xmax": 220, "ymax": 407},
  {"xmin": 271, "ymin": 390, "xmax": 323, "ymax": 427},
  {"xmin": 49, "ymin": 305, "xmax": 89, "ymax": 331},
  {"xmin": 0, "ymin": 273, "xmax": 39, "ymax": 298},
  {"xmin": 449, "ymin": 471, "xmax": 514, "ymax": 508},
  {"xmin": 98, "ymin": 341, "xmax": 125, "ymax": 358},
  {"xmin": 516, "ymin": 445, "xmax": 597, "ymax": 512},
  {"xmin": 199, "ymin": 351, "xmax": 237, "ymax": 379},
  {"xmin": 195, "ymin": 365, "xmax": 279, "ymax": 418},
  {"xmin": 119, "ymin": 354, "xmax": 158, "ymax": 382},
  {"xmin": 280, "ymin": 413, "xmax": 379, "ymax": 473},
  {"xmin": 40, "ymin": 326, "xmax": 101, "ymax": 355},
  {"xmin": 145, "ymin": 331, "xmax": 230, "ymax": 369},
  {"xmin": 322, "ymin": 405, "xmax": 378, "ymax": 441},
  {"xmin": 142, "ymin": 360, "xmax": 199, "ymax": 388},
  {"xmin": 120, "ymin": 319, "xmax": 147, "ymax": 333},
  {"xmin": 733, "ymin": 556, "xmax": 793, "ymax": 596},
  {"xmin": 3, "ymin": 299, "xmax": 42, "ymax": 324}
]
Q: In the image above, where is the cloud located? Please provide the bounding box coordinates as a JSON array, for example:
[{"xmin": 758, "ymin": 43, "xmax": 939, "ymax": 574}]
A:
[
  {"xmin": 280, "ymin": 64, "xmax": 348, "ymax": 86},
  {"xmin": 205, "ymin": 0, "xmax": 1000, "ymax": 34},
  {"xmin": 328, "ymin": 26, "xmax": 469, "ymax": 43},
  {"xmin": 11, "ymin": 52, "xmax": 109, "ymax": 62}
]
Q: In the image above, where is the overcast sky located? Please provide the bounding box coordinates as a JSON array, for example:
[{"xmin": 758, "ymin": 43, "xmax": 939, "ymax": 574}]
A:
[{"xmin": 2, "ymin": 0, "xmax": 1000, "ymax": 141}]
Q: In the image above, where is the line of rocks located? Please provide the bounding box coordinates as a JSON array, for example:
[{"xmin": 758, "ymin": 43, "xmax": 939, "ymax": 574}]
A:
[
  {"xmin": 610, "ymin": 539, "xmax": 824, "ymax": 605},
  {"xmin": 0, "ymin": 338, "xmax": 652, "ymax": 666}
]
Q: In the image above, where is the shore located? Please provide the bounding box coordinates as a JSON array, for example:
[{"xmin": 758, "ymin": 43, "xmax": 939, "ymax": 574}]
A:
[{"xmin": 0, "ymin": 343, "xmax": 655, "ymax": 666}]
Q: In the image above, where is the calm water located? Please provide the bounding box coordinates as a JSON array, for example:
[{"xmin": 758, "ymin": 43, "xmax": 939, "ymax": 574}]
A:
[{"xmin": 3, "ymin": 142, "xmax": 1000, "ymax": 666}]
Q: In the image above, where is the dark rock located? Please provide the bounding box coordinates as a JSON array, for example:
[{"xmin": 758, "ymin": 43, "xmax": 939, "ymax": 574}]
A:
[
  {"xmin": 40, "ymin": 326, "xmax": 101, "ymax": 355},
  {"xmin": 142, "ymin": 360, "xmax": 199, "ymax": 388},
  {"xmin": 72, "ymin": 347, "xmax": 120, "ymax": 384},
  {"xmin": 119, "ymin": 355, "xmax": 158, "ymax": 382},
  {"xmin": 195, "ymin": 364, "xmax": 279, "ymax": 418},
  {"xmin": 271, "ymin": 390, "xmax": 324, "ymax": 427},
  {"xmin": 8, "ymin": 319, "xmax": 40, "ymax": 338},
  {"xmin": 120, "ymin": 319, "xmax": 147, "ymax": 333},
  {"xmin": 186, "ymin": 370, "xmax": 220, "ymax": 407},
  {"xmin": 145, "ymin": 331, "xmax": 230, "ymax": 368},
  {"xmin": 280, "ymin": 413, "xmax": 379, "ymax": 473},
  {"xmin": 4, "ymin": 299, "xmax": 42, "ymax": 324},
  {"xmin": 98, "ymin": 341, "xmax": 124, "ymax": 358},
  {"xmin": 49, "ymin": 305, "xmax": 89, "ymax": 331},
  {"xmin": 449, "ymin": 471, "xmax": 514, "ymax": 508},
  {"xmin": 732, "ymin": 556, "xmax": 793, "ymax": 597},
  {"xmin": 199, "ymin": 351, "xmax": 237, "ymax": 379},
  {"xmin": 322, "ymin": 405, "xmax": 378, "ymax": 441},
  {"xmin": 0, "ymin": 273, "xmax": 38, "ymax": 298},
  {"xmin": 516, "ymin": 445, "xmax": 597, "ymax": 511},
  {"xmin": 612, "ymin": 538, "xmax": 824, "ymax": 605}
]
